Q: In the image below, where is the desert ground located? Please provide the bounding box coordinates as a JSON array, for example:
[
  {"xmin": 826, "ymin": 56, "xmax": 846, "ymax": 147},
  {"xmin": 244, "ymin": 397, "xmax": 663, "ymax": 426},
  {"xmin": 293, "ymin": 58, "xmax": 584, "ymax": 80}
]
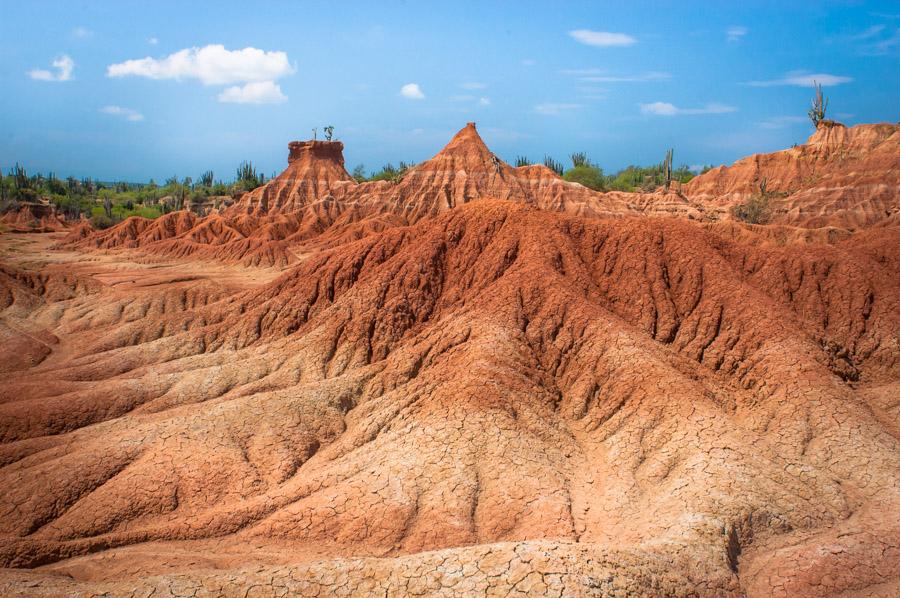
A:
[{"xmin": 0, "ymin": 121, "xmax": 898, "ymax": 596}]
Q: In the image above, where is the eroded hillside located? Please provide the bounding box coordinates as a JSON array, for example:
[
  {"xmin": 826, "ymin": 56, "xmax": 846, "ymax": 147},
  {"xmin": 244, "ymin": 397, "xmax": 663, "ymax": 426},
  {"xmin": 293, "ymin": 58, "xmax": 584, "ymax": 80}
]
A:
[{"xmin": 0, "ymin": 124, "xmax": 898, "ymax": 597}]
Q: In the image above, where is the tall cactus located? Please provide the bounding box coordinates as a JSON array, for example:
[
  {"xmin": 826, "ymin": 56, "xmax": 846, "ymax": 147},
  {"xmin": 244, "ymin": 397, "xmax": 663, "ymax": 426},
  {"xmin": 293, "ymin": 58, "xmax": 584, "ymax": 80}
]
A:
[
  {"xmin": 808, "ymin": 81, "xmax": 828, "ymax": 127},
  {"xmin": 663, "ymin": 148, "xmax": 673, "ymax": 190}
]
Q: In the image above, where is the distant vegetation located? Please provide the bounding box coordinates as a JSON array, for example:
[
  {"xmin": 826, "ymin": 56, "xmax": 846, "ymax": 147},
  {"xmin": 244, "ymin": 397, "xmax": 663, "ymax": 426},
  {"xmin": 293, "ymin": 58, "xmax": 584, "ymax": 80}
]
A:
[
  {"xmin": 2, "ymin": 147, "xmax": 716, "ymax": 230},
  {"xmin": 514, "ymin": 151, "xmax": 700, "ymax": 192},
  {"xmin": 351, "ymin": 162, "xmax": 416, "ymax": 183},
  {"xmin": 0, "ymin": 161, "xmax": 268, "ymax": 229}
]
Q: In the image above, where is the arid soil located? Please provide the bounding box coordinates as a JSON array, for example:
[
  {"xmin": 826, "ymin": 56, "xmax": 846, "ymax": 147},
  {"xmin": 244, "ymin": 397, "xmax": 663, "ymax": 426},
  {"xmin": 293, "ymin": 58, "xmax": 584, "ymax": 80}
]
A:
[{"xmin": 0, "ymin": 123, "xmax": 898, "ymax": 596}]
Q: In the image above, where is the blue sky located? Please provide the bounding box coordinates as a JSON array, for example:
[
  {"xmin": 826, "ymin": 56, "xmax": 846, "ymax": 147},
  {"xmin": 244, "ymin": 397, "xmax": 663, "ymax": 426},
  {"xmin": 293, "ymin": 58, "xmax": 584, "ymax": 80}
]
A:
[{"xmin": 1, "ymin": 0, "xmax": 898, "ymax": 182}]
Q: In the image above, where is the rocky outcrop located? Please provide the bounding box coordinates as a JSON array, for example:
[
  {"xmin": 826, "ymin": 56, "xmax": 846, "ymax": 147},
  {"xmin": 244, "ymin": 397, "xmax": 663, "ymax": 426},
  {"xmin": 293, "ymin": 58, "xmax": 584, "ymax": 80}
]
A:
[
  {"xmin": 0, "ymin": 202, "xmax": 69, "ymax": 233},
  {"xmin": 684, "ymin": 121, "xmax": 900, "ymax": 228},
  {"xmin": 61, "ymin": 121, "xmax": 900, "ymax": 269},
  {"xmin": 230, "ymin": 140, "xmax": 356, "ymax": 215}
]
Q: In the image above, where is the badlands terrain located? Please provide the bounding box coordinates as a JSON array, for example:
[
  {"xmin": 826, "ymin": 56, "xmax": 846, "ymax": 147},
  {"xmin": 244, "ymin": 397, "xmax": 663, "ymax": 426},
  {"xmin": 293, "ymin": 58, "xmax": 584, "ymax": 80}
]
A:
[{"xmin": 0, "ymin": 121, "xmax": 898, "ymax": 596}]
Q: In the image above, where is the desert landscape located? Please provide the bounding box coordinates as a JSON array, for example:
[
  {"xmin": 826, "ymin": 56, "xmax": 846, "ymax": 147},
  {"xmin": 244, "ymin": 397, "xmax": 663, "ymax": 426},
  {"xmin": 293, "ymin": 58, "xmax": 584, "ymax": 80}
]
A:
[
  {"xmin": 2, "ymin": 117, "xmax": 898, "ymax": 596},
  {"xmin": 1, "ymin": 3, "xmax": 898, "ymax": 596}
]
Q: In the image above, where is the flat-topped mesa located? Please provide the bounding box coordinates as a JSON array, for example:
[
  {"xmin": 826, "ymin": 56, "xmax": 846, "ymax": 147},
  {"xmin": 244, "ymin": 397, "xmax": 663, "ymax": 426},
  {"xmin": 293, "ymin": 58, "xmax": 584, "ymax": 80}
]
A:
[
  {"xmin": 229, "ymin": 139, "xmax": 355, "ymax": 215},
  {"xmin": 287, "ymin": 140, "xmax": 346, "ymax": 167}
]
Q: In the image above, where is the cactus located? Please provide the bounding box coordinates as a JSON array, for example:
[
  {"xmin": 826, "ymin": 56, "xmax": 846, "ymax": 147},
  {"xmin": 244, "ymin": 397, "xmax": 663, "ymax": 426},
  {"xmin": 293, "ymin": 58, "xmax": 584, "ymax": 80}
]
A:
[
  {"xmin": 543, "ymin": 155, "xmax": 564, "ymax": 176},
  {"xmin": 13, "ymin": 163, "xmax": 28, "ymax": 190},
  {"xmin": 808, "ymin": 81, "xmax": 828, "ymax": 127},
  {"xmin": 663, "ymin": 148, "xmax": 674, "ymax": 190},
  {"xmin": 515, "ymin": 156, "xmax": 531, "ymax": 167},
  {"xmin": 570, "ymin": 152, "xmax": 588, "ymax": 168}
]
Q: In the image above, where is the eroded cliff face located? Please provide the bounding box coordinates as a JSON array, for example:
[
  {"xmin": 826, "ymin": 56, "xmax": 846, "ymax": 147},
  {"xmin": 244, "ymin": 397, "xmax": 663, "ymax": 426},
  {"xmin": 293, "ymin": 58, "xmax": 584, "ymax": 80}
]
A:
[
  {"xmin": 2, "ymin": 122, "xmax": 898, "ymax": 597},
  {"xmin": 0, "ymin": 203, "xmax": 69, "ymax": 233},
  {"xmin": 684, "ymin": 121, "xmax": 900, "ymax": 227},
  {"xmin": 59, "ymin": 122, "xmax": 900, "ymax": 269},
  {"xmin": 229, "ymin": 140, "xmax": 356, "ymax": 215}
]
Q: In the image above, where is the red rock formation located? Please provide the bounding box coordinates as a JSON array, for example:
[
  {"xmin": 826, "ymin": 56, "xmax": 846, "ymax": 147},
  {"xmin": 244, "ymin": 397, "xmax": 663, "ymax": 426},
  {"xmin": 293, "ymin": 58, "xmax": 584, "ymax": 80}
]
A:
[
  {"xmin": 1, "ymin": 199, "xmax": 898, "ymax": 596},
  {"xmin": 0, "ymin": 202, "xmax": 69, "ymax": 233},
  {"xmin": 230, "ymin": 140, "xmax": 356, "ymax": 215},
  {"xmin": 57, "ymin": 120, "xmax": 900, "ymax": 272},
  {"xmin": 685, "ymin": 121, "xmax": 900, "ymax": 228},
  {"xmin": 347, "ymin": 122, "xmax": 634, "ymax": 222}
]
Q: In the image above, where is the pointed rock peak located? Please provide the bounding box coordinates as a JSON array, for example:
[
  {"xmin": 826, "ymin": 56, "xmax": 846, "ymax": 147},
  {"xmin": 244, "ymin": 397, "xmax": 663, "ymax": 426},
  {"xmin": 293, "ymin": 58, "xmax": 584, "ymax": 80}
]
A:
[
  {"xmin": 439, "ymin": 122, "xmax": 492, "ymax": 156},
  {"xmin": 287, "ymin": 140, "xmax": 346, "ymax": 167}
]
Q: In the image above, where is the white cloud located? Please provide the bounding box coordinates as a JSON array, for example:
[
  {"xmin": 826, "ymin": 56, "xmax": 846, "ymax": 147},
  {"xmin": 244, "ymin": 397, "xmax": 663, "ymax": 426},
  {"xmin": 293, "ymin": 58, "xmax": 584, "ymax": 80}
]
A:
[
  {"xmin": 640, "ymin": 101, "xmax": 679, "ymax": 116},
  {"xmin": 449, "ymin": 94, "xmax": 490, "ymax": 106},
  {"xmin": 746, "ymin": 71, "xmax": 853, "ymax": 87},
  {"xmin": 148, "ymin": 37, "xmax": 159, "ymax": 45},
  {"xmin": 217, "ymin": 81, "xmax": 287, "ymax": 104},
  {"xmin": 100, "ymin": 105, "xmax": 144, "ymax": 121},
  {"xmin": 569, "ymin": 30, "xmax": 636, "ymax": 47},
  {"xmin": 461, "ymin": 82, "xmax": 487, "ymax": 90},
  {"xmin": 72, "ymin": 26, "xmax": 93, "ymax": 39},
  {"xmin": 107, "ymin": 44, "xmax": 294, "ymax": 85},
  {"xmin": 851, "ymin": 24, "xmax": 886, "ymax": 40},
  {"xmin": 727, "ymin": 26, "xmax": 748, "ymax": 42},
  {"xmin": 758, "ymin": 115, "xmax": 808, "ymax": 129},
  {"xmin": 640, "ymin": 101, "xmax": 737, "ymax": 116},
  {"xmin": 562, "ymin": 69, "xmax": 670, "ymax": 82},
  {"xmin": 400, "ymin": 83, "xmax": 425, "ymax": 100},
  {"xmin": 866, "ymin": 28, "xmax": 900, "ymax": 55},
  {"xmin": 534, "ymin": 103, "xmax": 580, "ymax": 115},
  {"xmin": 28, "ymin": 55, "xmax": 74, "ymax": 82}
]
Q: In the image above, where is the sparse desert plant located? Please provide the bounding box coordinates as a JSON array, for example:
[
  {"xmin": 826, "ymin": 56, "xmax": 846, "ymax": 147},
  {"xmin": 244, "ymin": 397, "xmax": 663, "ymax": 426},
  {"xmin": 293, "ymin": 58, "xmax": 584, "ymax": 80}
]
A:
[
  {"xmin": 570, "ymin": 152, "xmax": 588, "ymax": 168},
  {"xmin": 351, "ymin": 164, "xmax": 367, "ymax": 182},
  {"xmin": 515, "ymin": 156, "xmax": 531, "ymax": 167},
  {"xmin": 808, "ymin": 81, "xmax": 828, "ymax": 127},
  {"xmin": 198, "ymin": 170, "xmax": 214, "ymax": 187},
  {"xmin": 662, "ymin": 148, "xmax": 674, "ymax": 190},
  {"xmin": 543, "ymin": 155, "xmax": 564, "ymax": 176},
  {"xmin": 236, "ymin": 161, "xmax": 263, "ymax": 191},
  {"xmin": 324, "ymin": 125, "xmax": 334, "ymax": 141},
  {"xmin": 730, "ymin": 178, "xmax": 772, "ymax": 224},
  {"xmin": 368, "ymin": 161, "xmax": 415, "ymax": 183},
  {"xmin": 370, "ymin": 163, "xmax": 400, "ymax": 182}
]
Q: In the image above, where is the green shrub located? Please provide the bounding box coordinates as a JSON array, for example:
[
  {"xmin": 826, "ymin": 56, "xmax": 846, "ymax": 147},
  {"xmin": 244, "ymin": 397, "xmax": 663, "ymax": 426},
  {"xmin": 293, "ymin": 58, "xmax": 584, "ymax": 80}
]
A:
[{"xmin": 563, "ymin": 164, "xmax": 605, "ymax": 191}]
